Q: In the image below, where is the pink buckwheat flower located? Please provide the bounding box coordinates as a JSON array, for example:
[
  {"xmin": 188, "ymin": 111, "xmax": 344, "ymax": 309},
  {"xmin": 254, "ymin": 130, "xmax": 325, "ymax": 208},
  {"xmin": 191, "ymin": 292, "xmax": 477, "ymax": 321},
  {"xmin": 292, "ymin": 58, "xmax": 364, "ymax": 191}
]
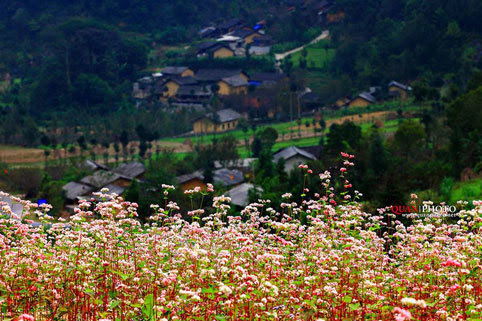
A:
[
  {"xmin": 17, "ymin": 314, "xmax": 35, "ymax": 321},
  {"xmin": 441, "ymin": 259, "xmax": 462, "ymax": 267},
  {"xmin": 394, "ymin": 307, "xmax": 412, "ymax": 321}
]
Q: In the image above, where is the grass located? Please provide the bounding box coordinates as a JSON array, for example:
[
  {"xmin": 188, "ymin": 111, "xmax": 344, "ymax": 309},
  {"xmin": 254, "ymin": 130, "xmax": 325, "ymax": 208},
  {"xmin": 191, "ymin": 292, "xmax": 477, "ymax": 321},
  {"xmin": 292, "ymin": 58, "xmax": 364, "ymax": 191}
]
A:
[
  {"xmin": 450, "ymin": 178, "xmax": 482, "ymax": 204},
  {"xmin": 290, "ymin": 47, "xmax": 335, "ymax": 69}
]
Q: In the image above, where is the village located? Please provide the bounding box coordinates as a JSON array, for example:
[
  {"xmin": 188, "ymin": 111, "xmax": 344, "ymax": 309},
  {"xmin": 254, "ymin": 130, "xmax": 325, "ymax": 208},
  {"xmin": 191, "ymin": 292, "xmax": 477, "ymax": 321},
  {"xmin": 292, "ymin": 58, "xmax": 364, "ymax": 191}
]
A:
[{"xmin": 55, "ymin": 10, "xmax": 414, "ymax": 216}]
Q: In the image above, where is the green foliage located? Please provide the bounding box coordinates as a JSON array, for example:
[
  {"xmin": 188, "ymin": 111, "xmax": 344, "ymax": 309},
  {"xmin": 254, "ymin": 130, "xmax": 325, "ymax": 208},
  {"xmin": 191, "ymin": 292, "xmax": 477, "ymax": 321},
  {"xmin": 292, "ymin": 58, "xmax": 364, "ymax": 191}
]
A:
[{"xmin": 446, "ymin": 86, "xmax": 482, "ymax": 172}]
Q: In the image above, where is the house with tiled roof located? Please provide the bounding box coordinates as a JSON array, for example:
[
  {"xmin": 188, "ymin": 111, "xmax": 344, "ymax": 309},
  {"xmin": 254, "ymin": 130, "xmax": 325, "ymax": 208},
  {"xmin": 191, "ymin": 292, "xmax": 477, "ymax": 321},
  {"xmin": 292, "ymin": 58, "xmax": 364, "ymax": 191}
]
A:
[
  {"xmin": 217, "ymin": 75, "xmax": 249, "ymax": 95},
  {"xmin": 273, "ymin": 146, "xmax": 317, "ymax": 172},
  {"xmin": 193, "ymin": 108, "xmax": 242, "ymax": 134},
  {"xmin": 349, "ymin": 92, "xmax": 377, "ymax": 108},
  {"xmin": 388, "ymin": 81, "xmax": 412, "ymax": 100},
  {"xmin": 197, "ymin": 41, "xmax": 235, "ymax": 58},
  {"xmin": 161, "ymin": 66, "xmax": 194, "ymax": 78}
]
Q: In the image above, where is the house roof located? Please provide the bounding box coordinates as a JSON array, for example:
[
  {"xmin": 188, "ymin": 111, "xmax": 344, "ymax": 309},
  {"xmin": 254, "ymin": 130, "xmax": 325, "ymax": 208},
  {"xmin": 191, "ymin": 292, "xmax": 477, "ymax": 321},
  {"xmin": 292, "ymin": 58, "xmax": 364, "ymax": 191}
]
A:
[
  {"xmin": 214, "ymin": 168, "xmax": 244, "ymax": 186},
  {"xmin": 219, "ymin": 18, "xmax": 243, "ymax": 30},
  {"xmin": 177, "ymin": 85, "xmax": 213, "ymax": 96},
  {"xmin": 176, "ymin": 171, "xmax": 204, "ymax": 184},
  {"xmin": 355, "ymin": 92, "xmax": 376, "ymax": 103},
  {"xmin": 273, "ymin": 146, "xmax": 317, "ymax": 162},
  {"xmin": 207, "ymin": 43, "xmax": 234, "ymax": 54},
  {"xmin": 220, "ymin": 75, "xmax": 249, "ymax": 87},
  {"xmin": 62, "ymin": 182, "xmax": 94, "ymax": 201},
  {"xmin": 230, "ymin": 29, "xmax": 256, "ymax": 39},
  {"xmin": 161, "ymin": 66, "xmax": 190, "ymax": 75},
  {"xmin": 227, "ymin": 183, "xmax": 257, "ymax": 207},
  {"xmin": 79, "ymin": 159, "xmax": 110, "ymax": 171},
  {"xmin": 250, "ymin": 72, "xmax": 287, "ymax": 83},
  {"xmin": 167, "ymin": 76, "xmax": 198, "ymax": 86},
  {"xmin": 388, "ymin": 81, "xmax": 411, "ymax": 91},
  {"xmin": 197, "ymin": 41, "xmax": 220, "ymax": 51},
  {"xmin": 0, "ymin": 194, "xmax": 26, "ymax": 219},
  {"xmin": 214, "ymin": 158, "xmax": 257, "ymax": 169},
  {"xmin": 195, "ymin": 69, "xmax": 244, "ymax": 82},
  {"xmin": 80, "ymin": 170, "xmax": 122, "ymax": 189},
  {"xmin": 102, "ymin": 184, "xmax": 125, "ymax": 195},
  {"xmin": 112, "ymin": 162, "xmax": 146, "ymax": 179},
  {"xmin": 213, "ymin": 108, "xmax": 242, "ymax": 122}
]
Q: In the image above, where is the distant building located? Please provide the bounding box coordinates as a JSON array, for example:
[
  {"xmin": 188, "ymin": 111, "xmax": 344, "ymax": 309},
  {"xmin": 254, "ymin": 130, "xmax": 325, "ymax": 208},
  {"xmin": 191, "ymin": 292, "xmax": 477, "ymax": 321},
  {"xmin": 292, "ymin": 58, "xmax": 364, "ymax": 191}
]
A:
[
  {"xmin": 176, "ymin": 171, "xmax": 206, "ymax": 191},
  {"xmin": 197, "ymin": 42, "xmax": 235, "ymax": 58},
  {"xmin": 112, "ymin": 162, "xmax": 146, "ymax": 180},
  {"xmin": 161, "ymin": 66, "xmax": 194, "ymax": 78},
  {"xmin": 388, "ymin": 81, "xmax": 412, "ymax": 100},
  {"xmin": 62, "ymin": 182, "xmax": 94, "ymax": 202},
  {"xmin": 230, "ymin": 29, "xmax": 261, "ymax": 45},
  {"xmin": 193, "ymin": 108, "xmax": 242, "ymax": 134},
  {"xmin": 80, "ymin": 170, "xmax": 125, "ymax": 189},
  {"xmin": 0, "ymin": 193, "xmax": 26, "ymax": 220},
  {"xmin": 213, "ymin": 168, "xmax": 244, "ymax": 187},
  {"xmin": 176, "ymin": 85, "xmax": 213, "ymax": 103},
  {"xmin": 249, "ymin": 73, "xmax": 288, "ymax": 87},
  {"xmin": 217, "ymin": 75, "xmax": 249, "ymax": 95},
  {"xmin": 273, "ymin": 146, "xmax": 317, "ymax": 172},
  {"xmin": 227, "ymin": 183, "xmax": 261, "ymax": 207},
  {"xmin": 195, "ymin": 69, "xmax": 248, "ymax": 83},
  {"xmin": 349, "ymin": 92, "xmax": 376, "ymax": 108},
  {"xmin": 218, "ymin": 18, "xmax": 244, "ymax": 33},
  {"xmin": 160, "ymin": 76, "xmax": 198, "ymax": 97}
]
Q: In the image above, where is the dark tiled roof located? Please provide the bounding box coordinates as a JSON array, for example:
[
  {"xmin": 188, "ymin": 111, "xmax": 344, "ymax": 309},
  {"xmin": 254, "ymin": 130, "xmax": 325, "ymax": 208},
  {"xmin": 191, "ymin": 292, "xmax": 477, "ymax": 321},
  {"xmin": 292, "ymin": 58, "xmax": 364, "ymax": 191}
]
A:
[
  {"xmin": 213, "ymin": 108, "xmax": 242, "ymax": 122},
  {"xmin": 250, "ymin": 72, "xmax": 287, "ymax": 83},
  {"xmin": 221, "ymin": 75, "xmax": 248, "ymax": 87},
  {"xmin": 195, "ymin": 69, "xmax": 243, "ymax": 82},
  {"xmin": 79, "ymin": 159, "xmax": 110, "ymax": 171},
  {"xmin": 230, "ymin": 29, "xmax": 255, "ymax": 39},
  {"xmin": 227, "ymin": 183, "xmax": 260, "ymax": 207},
  {"xmin": 168, "ymin": 76, "xmax": 198, "ymax": 86},
  {"xmin": 80, "ymin": 170, "xmax": 121, "ymax": 189},
  {"xmin": 162, "ymin": 66, "xmax": 190, "ymax": 75},
  {"xmin": 273, "ymin": 146, "xmax": 317, "ymax": 162},
  {"xmin": 177, "ymin": 171, "xmax": 204, "ymax": 184},
  {"xmin": 214, "ymin": 168, "xmax": 244, "ymax": 186},
  {"xmin": 207, "ymin": 43, "xmax": 233, "ymax": 54},
  {"xmin": 197, "ymin": 41, "xmax": 219, "ymax": 51},
  {"xmin": 219, "ymin": 18, "xmax": 242, "ymax": 30},
  {"xmin": 62, "ymin": 182, "xmax": 94, "ymax": 201},
  {"xmin": 112, "ymin": 162, "xmax": 146, "ymax": 179},
  {"xmin": 358, "ymin": 92, "xmax": 376, "ymax": 103},
  {"xmin": 388, "ymin": 81, "xmax": 410, "ymax": 91}
]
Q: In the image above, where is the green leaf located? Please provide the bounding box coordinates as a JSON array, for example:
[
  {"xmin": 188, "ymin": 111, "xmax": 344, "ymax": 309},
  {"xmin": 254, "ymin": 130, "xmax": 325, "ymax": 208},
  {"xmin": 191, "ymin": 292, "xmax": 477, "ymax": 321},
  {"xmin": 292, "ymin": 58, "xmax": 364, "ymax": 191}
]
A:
[
  {"xmin": 343, "ymin": 296, "xmax": 352, "ymax": 303},
  {"xmin": 142, "ymin": 293, "xmax": 154, "ymax": 321},
  {"xmin": 349, "ymin": 303, "xmax": 360, "ymax": 310}
]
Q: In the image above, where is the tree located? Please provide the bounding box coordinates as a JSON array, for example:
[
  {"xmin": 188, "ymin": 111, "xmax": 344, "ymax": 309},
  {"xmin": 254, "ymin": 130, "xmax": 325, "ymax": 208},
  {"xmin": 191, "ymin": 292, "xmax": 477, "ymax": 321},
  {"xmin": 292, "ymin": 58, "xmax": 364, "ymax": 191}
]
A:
[
  {"xmin": 446, "ymin": 87, "xmax": 482, "ymax": 173},
  {"xmin": 125, "ymin": 179, "xmax": 140, "ymax": 204},
  {"xmin": 393, "ymin": 120, "xmax": 426, "ymax": 160}
]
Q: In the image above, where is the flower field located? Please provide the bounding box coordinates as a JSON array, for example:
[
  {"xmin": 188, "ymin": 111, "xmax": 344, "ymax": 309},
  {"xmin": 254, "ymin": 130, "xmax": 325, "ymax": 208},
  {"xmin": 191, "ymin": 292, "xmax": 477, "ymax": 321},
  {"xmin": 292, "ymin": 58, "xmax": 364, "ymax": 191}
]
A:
[{"xmin": 1, "ymin": 155, "xmax": 481, "ymax": 320}]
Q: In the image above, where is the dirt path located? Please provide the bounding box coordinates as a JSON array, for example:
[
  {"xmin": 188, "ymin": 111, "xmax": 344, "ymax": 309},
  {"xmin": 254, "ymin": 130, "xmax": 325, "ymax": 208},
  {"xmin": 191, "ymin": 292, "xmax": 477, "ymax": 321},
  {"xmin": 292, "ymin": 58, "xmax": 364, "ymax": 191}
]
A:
[{"xmin": 274, "ymin": 30, "xmax": 330, "ymax": 62}]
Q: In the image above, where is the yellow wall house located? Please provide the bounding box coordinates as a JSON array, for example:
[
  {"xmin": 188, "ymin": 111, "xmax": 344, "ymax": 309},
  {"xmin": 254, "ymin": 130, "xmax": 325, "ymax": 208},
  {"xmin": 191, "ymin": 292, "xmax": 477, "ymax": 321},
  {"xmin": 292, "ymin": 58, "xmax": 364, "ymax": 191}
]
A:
[
  {"xmin": 212, "ymin": 46, "xmax": 235, "ymax": 58},
  {"xmin": 162, "ymin": 76, "xmax": 198, "ymax": 97},
  {"xmin": 217, "ymin": 75, "xmax": 249, "ymax": 95},
  {"xmin": 193, "ymin": 108, "xmax": 242, "ymax": 134},
  {"xmin": 349, "ymin": 92, "xmax": 376, "ymax": 108},
  {"xmin": 161, "ymin": 66, "xmax": 194, "ymax": 78},
  {"xmin": 231, "ymin": 30, "xmax": 261, "ymax": 45},
  {"xmin": 388, "ymin": 81, "xmax": 411, "ymax": 100}
]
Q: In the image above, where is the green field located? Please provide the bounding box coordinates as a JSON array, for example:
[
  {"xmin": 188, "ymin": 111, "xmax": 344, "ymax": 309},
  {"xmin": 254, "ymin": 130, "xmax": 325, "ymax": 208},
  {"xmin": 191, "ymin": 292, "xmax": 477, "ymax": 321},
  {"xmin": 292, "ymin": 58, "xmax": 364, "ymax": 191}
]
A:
[{"xmin": 290, "ymin": 47, "xmax": 335, "ymax": 69}]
